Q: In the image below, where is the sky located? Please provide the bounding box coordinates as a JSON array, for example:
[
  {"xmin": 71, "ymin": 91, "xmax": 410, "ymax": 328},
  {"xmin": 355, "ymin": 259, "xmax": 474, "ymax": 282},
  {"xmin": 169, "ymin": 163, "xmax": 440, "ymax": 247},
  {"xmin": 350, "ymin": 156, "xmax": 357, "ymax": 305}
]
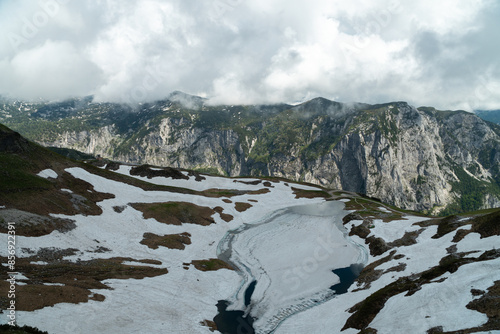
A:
[{"xmin": 0, "ymin": 0, "xmax": 499, "ymax": 110}]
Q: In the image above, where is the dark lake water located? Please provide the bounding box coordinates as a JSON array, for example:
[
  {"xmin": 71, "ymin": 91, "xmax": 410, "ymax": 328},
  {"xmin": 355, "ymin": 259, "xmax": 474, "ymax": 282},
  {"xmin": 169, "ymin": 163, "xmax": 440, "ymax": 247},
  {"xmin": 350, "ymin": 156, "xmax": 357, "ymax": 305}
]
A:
[
  {"xmin": 214, "ymin": 264, "xmax": 363, "ymax": 333},
  {"xmin": 213, "ymin": 300, "xmax": 255, "ymax": 334},
  {"xmin": 245, "ymin": 281, "xmax": 257, "ymax": 307},
  {"xmin": 329, "ymin": 264, "xmax": 363, "ymax": 294}
]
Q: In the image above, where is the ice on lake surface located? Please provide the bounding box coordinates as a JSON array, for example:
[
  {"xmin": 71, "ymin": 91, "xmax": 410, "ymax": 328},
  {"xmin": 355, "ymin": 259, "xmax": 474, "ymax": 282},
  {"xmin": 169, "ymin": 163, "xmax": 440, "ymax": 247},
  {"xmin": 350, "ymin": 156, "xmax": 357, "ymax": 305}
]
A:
[{"xmin": 218, "ymin": 200, "xmax": 368, "ymax": 334}]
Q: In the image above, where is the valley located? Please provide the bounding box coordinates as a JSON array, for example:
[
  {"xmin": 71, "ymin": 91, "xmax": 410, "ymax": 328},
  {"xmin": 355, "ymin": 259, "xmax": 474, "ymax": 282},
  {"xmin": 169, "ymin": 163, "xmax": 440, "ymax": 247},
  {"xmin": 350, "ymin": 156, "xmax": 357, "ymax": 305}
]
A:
[{"xmin": 0, "ymin": 124, "xmax": 499, "ymax": 333}]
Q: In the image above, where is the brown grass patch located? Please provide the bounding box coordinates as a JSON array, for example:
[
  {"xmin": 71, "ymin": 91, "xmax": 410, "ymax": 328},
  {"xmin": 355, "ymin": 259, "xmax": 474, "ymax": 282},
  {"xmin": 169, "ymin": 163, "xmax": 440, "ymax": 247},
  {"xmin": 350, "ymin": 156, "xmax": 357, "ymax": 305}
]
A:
[
  {"xmin": 424, "ymin": 280, "xmax": 500, "ymax": 333},
  {"xmin": 235, "ymin": 202, "xmax": 252, "ymax": 212},
  {"xmin": 417, "ymin": 215, "xmax": 464, "ymax": 239},
  {"xmin": 465, "ymin": 281, "xmax": 500, "ymax": 331},
  {"xmin": 140, "ymin": 232, "xmax": 191, "ymax": 250},
  {"xmin": 137, "ymin": 259, "xmax": 162, "ymax": 265},
  {"xmin": 389, "ymin": 229, "xmax": 425, "ymax": 248},
  {"xmin": 0, "ymin": 280, "xmax": 98, "ymax": 311},
  {"xmin": 343, "ymin": 212, "xmax": 364, "ymax": 224},
  {"xmin": 0, "ymin": 209, "xmax": 76, "ymax": 237},
  {"xmin": 233, "ymin": 180, "xmax": 262, "ymax": 185},
  {"xmin": 365, "ymin": 236, "xmax": 391, "ymax": 256},
  {"xmin": 349, "ymin": 220, "xmax": 371, "ymax": 238},
  {"xmin": 348, "ymin": 220, "xmax": 391, "ymax": 256},
  {"xmin": 222, "ymin": 199, "xmax": 232, "ymax": 203},
  {"xmin": 130, "ymin": 202, "xmax": 217, "ymax": 226},
  {"xmin": 348, "ymin": 207, "xmax": 404, "ymax": 223},
  {"xmin": 291, "ymin": 187, "xmax": 331, "ymax": 199},
  {"xmin": 343, "ymin": 249, "xmax": 500, "ymax": 331},
  {"xmin": 91, "ymin": 293, "xmax": 106, "ymax": 302},
  {"xmin": 214, "ymin": 206, "xmax": 234, "ymax": 222},
  {"xmin": 130, "ymin": 165, "xmax": 188, "ymax": 180},
  {"xmin": 359, "ymin": 329, "xmax": 378, "ymax": 334},
  {"xmin": 1, "ymin": 170, "xmax": 114, "ymax": 217},
  {"xmin": 0, "ymin": 127, "xmax": 116, "ymax": 218},
  {"xmin": 131, "ymin": 202, "xmax": 236, "ymax": 225},
  {"xmin": 200, "ymin": 320, "xmax": 218, "ymax": 332},
  {"xmin": 418, "ymin": 209, "xmax": 500, "ymax": 242},
  {"xmin": 190, "ymin": 258, "xmax": 234, "ymax": 271},
  {"xmin": 200, "ymin": 188, "xmax": 270, "ymax": 198},
  {"xmin": 113, "ymin": 205, "xmax": 127, "ymax": 213},
  {"xmin": 247, "ymin": 188, "xmax": 271, "ymax": 195},
  {"xmin": 0, "ymin": 252, "xmax": 168, "ymax": 311},
  {"xmin": 465, "ymin": 210, "xmax": 500, "ymax": 240},
  {"xmin": 354, "ymin": 251, "xmax": 397, "ymax": 291},
  {"xmin": 105, "ymin": 161, "xmax": 121, "ymax": 171},
  {"xmin": 186, "ymin": 170, "xmax": 206, "ymax": 181},
  {"xmin": 350, "ymin": 224, "xmax": 423, "ymax": 257},
  {"xmin": 79, "ymin": 163, "xmax": 269, "ymax": 199}
]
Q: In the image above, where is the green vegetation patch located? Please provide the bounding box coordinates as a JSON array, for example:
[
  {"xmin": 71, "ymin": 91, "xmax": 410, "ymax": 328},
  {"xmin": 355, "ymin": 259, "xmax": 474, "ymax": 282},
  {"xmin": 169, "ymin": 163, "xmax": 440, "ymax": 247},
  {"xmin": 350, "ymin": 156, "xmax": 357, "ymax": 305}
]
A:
[
  {"xmin": 190, "ymin": 258, "xmax": 234, "ymax": 271},
  {"xmin": 0, "ymin": 124, "xmax": 116, "ymax": 218},
  {"xmin": 440, "ymin": 163, "xmax": 500, "ymax": 216},
  {"xmin": 0, "ymin": 152, "xmax": 53, "ymax": 191},
  {"xmin": 47, "ymin": 147, "xmax": 95, "ymax": 161},
  {"xmin": 433, "ymin": 109, "xmax": 469, "ymax": 121},
  {"xmin": 193, "ymin": 166, "xmax": 226, "ymax": 176}
]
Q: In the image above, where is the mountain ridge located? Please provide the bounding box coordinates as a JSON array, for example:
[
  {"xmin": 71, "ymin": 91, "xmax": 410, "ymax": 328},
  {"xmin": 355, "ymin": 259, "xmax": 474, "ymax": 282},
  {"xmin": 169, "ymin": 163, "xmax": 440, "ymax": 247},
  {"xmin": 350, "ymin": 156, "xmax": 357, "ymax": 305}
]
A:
[{"xmin": 1, "ymin": 95, "xmax": 500, "ymax": 215}]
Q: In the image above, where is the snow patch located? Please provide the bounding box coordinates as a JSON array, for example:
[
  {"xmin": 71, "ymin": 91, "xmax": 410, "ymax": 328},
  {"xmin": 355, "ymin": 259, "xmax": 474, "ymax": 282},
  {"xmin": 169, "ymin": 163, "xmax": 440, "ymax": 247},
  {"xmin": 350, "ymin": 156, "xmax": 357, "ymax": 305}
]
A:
[
  {"xmin": 37, "ymin": 169, "xmax": 58, "ymax": 179},
  {"xmin": 370, "ymin": 258, "xmax": 500, "ymax": 333}
]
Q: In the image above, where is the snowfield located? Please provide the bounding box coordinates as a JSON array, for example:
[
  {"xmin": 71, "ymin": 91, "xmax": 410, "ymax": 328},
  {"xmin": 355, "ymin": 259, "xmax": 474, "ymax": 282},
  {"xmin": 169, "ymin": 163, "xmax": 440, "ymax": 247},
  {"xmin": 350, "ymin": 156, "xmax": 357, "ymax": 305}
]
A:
[{"xmin": 1, "ymin": 166, "xmax": 499, "ymax": 334}]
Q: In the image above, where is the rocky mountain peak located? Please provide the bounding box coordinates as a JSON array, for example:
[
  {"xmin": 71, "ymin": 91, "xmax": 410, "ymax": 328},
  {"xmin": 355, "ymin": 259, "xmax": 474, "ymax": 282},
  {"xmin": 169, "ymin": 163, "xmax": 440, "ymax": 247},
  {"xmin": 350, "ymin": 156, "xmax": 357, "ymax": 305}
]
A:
[
  {"xmin": 167, "ymin": 91, "xmax": 206, "ymax": 110},
  {"xmin": 0, "ymin": 124, "xmax": 33, "ymax": 154},
  {"xmin": 1, "ymin": 97, "xmax": 500, "ymax": 215}
]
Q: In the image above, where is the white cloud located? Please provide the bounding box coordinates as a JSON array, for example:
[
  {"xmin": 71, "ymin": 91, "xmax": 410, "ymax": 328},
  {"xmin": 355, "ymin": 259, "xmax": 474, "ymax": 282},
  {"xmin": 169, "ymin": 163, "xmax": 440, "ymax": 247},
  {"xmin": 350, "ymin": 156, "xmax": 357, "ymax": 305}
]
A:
[
  {"xmin": 0, "ymin": 39, "xmax": 102, "ymax": 100},
  {"xmin": 0, "ymin": 0, "xmax": 498, "ymax": 110}
]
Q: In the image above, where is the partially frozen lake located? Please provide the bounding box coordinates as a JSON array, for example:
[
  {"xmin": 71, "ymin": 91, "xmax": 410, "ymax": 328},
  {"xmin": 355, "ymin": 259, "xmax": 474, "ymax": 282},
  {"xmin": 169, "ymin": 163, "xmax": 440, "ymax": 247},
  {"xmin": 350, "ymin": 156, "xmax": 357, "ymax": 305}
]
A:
[{"xmin": 217, "ymin": 200, "xmax": 368, "ymax": 334}]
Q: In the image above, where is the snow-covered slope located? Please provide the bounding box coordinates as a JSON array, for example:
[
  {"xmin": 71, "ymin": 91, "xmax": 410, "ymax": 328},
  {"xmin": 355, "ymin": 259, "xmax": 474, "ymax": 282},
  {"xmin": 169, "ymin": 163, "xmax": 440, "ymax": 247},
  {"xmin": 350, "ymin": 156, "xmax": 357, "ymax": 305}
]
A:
[{"xmin": 1, "ymin": 161, "xmax": 499, "ymax": 334}]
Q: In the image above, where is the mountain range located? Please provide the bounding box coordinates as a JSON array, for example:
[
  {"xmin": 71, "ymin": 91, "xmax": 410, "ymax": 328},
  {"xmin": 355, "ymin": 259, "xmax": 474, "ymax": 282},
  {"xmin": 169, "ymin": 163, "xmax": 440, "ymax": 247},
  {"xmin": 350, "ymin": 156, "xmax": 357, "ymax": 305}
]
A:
[{"xmin": 1, "ymin": 92, "xmax": 500, "ymax": 215}]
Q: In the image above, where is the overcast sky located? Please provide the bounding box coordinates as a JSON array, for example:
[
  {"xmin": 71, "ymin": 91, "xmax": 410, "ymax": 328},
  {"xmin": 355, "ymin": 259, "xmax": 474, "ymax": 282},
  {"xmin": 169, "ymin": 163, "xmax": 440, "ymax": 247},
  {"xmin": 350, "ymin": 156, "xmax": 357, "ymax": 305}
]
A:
[{"xmin": 0, "ymin": 0, "xmax": 499, "ymax": 110}]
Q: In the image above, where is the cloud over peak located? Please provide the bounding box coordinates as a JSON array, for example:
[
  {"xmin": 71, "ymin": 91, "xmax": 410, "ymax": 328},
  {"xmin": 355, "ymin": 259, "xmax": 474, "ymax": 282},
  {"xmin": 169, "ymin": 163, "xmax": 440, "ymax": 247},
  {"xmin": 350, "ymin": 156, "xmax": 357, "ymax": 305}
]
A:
[{"xmin": 0, "ymin": 0, "xmax": 499, "ymax": 110}]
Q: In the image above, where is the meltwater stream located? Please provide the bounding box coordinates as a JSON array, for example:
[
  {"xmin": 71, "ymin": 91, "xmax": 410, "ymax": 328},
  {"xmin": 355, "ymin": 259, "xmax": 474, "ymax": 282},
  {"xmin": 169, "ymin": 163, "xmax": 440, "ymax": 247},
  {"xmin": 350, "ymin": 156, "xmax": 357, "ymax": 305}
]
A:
[{"xmin": 214, "ymin": 201, "xmax": 368, "ymax": 334}]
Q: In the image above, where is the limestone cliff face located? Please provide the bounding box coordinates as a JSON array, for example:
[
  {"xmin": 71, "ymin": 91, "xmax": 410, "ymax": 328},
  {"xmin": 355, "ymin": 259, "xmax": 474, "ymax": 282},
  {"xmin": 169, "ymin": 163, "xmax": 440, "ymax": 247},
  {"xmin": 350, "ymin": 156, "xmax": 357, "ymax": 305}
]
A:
[
  {"xmin": 32, "ymin": 98, "xmax": 500, "ymax": 214},
  {"xmin": 41, "ymin": 125, "xmax": 119, "ymax": 157}
]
